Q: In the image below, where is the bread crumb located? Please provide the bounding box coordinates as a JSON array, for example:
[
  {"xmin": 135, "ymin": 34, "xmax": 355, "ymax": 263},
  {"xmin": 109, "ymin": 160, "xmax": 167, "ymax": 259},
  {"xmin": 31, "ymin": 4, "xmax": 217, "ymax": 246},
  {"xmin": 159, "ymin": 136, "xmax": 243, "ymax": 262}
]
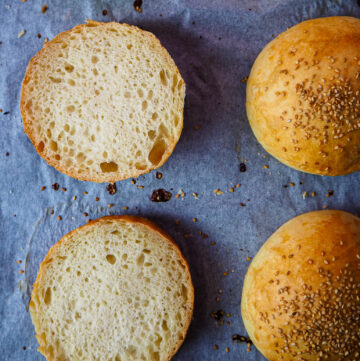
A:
[
  {"xmin": 62, "ymin": 187, "xmax": 67, "ymax": 192},
  {"xmin": 192, "ymin": 218, "xmax": 197, "ymax": 222},
  {"xmin": 131, "ymin": 179, "xmax": 136, "ymax": 184},
  {"xmin": 41, "ymin": 4, "xmax": 47, "ymax": 13},
  {"xmin": 57, "ymin": 215, "xmax": 62, "ymax": 221},
  {"xmin": 123, "ymin": 206, "xmax": 128, "ymax": 210},
  {"xmin": 156, "ymin": 171, "xmax": 162, "ymax": 179},
  {"xmin": 211, "ymin": 241, "xmax": 216, "ymax": 246},
  {"xmin": 50, "ymin": 210, "xmax": 54, "ymax": 215},
  {"xmin": 73, "ymin": 195, "xmax": 77, "ymax": 201},
  {"xmin": 302, "ymin": 191, "xmax": 308, "ymax": 200},
  {"xmin": 289, "ymin": 182, "xmax": 295, "ymax": 186},
  {"xmin": 214, "ymin": 345, "xmax": 219, "ymax": 350},
  {"xmin": 264, "ymin": 165, "xmax": 269, "ymax": 169},
  {"xmin": 41, "ymin": 186, "xmax": 46, "ymax": 191},
  {"xmin": 194, "ymin": 125, "xmax": 199, "ymax": 131},
  {"xmin": 95, "ymin": 197, "xmax": 99, "ymax": 201},
  {"xmin": 107, "ymin": 203, "xmax": 114, "ymax": 208},
  {"xmin": 83, "ymin": 191, "xmax": 88, "ymax": 195},
  {"xmin": 311, "ymin": 191, "xmax": 316, "ymax": 197},
  {"xmin": 19, "ymin": 270, "xmax": 24, "ymax": 274},
  {"xmin": 18, "ymin": 30, "xmax": 26, "ymax": 38},
  {"xmin": 229, "ymin": 187, "xmax": 234, "ymax": 192},
  {"xmin": 214, "ymin": 189, "xmax": 224, "ymax": 195},
  {"xmin": 17, "ymin": 260, "xmax": 22, "ymax": 264},
  {"xmin": 83, "ymin": 212, "xmax": 88, "ymax": 217},
  {"xmin": 44, "ymin": 37, "xmax": 49, "ymax": 43},
  {"xmin": 225, "ymin": 347, "xmax": 230, "ymax": 353},
  {"xmin": 247, "ymin": 256, "xmax": 252, "ymax": 261},
  {"xmin": 192, "ymin": 192, "xmax": 199, "ymax": 199}
]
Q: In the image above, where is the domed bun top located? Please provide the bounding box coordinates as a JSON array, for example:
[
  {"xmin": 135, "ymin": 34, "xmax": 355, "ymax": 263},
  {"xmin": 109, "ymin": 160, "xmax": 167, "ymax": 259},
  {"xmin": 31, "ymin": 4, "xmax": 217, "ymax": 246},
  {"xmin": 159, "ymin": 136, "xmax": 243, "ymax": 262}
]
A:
[
  {"xmin": 241, "ymin": 210, "xmax": 360, "ymax": 361},
  {"xmin": 246, "ymin": 17, "xmax": 360, "ymax": 176}
]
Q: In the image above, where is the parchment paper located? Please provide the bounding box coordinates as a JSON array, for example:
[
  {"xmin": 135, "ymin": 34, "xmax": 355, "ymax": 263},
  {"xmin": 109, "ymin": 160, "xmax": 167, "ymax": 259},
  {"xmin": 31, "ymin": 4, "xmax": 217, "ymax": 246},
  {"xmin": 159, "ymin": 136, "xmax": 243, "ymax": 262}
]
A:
[{"xmin": 0, "ymin": 1, "xmax": 359, "ymax": 360}]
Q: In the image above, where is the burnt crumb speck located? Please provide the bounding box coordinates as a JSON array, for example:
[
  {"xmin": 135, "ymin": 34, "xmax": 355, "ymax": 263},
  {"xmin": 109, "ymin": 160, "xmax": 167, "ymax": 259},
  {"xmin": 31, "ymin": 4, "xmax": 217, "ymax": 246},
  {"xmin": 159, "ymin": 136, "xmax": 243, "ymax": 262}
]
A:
[
  {"xmin": 133, "ymin": 0, "xmax": 142, "ymax": 12},
  {"xmin": 5, "ymin": 152, "xmax": 9, "ymax": 156},
  {"xmin": 106, "ymin": 183, "xmax": 117, "ymax": 195},
  {"xmin": 3, "ymin": 111, "xmax": 9, "ymax": 115},
  {"xmin": 240, "ymin": 202, "xmax": 246, "ymax": 207},
  {"xmin": 150, "ymin": 189, "xmax": 172, "ymax": 202},
  {"xmin": 22, "ymin": 346, "xmax": 26, "ymax": 350},
  {"xmin": 239, "ymin": 163, "xmax": 246, "ymax": 172},
  {"xmin": 156, "ymin": 171, "xmax": 162, "ymax": 179},
  {"xmin": 232, "ymin": 334, "xmax": 252, "ymax": 344},
  {"xmin": 211, "ymin": 309, "xmax": 224, "ymax": 321},
  {"xmin": 52, "ymin": 183, "xmax": 59, "ymax": 191},
  {"xmin": 37, "ymin": 33, "xmax": 42, "ymax": 38},
  {"xmin": 102, "ymin": 9, "xmax": 108, "ymax": 16}
]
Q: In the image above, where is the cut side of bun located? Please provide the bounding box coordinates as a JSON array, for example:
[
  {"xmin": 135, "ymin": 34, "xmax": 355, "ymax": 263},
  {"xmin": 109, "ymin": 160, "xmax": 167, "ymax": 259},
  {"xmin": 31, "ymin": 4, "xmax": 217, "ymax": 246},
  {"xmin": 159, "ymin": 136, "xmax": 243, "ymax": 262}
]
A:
[
  {"xmin": 30, "ymin": 216, "xmax": 194, "ymax": 361},
  {"xmin": 21, "ymin": 21, "xmax": 185, "ymax": 182}
]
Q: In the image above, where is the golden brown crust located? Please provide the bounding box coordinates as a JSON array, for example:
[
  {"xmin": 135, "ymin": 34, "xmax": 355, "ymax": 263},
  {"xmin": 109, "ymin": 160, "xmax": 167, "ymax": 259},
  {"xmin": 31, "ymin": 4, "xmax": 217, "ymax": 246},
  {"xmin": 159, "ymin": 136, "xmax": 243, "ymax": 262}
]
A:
[
  {"xmin": 246, "ymin": 17, "xmax": 360, "ymax": 176},
  {"xmin": 241, "ymin": 210, "xmax": 360, "ymax": 361},
  {"xmin": 30, "ymin": 215, "xmax": 194, "ymax": 361},
  {"xmin": 21, "ymin": 21, "xmax": 185, "ymax": 183}
]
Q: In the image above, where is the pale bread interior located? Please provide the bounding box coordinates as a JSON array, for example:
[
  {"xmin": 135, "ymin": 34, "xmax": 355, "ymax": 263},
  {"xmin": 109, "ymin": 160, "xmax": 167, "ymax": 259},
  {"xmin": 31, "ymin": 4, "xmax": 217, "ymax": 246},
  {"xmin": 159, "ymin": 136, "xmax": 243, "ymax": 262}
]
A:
[
  {"xmin": 21, "ymin": 21, "xmax": 185, "ymax": 182},
  {"xmin": 29, "ymin": 217, "xmax": 193, "ymax": 361}
]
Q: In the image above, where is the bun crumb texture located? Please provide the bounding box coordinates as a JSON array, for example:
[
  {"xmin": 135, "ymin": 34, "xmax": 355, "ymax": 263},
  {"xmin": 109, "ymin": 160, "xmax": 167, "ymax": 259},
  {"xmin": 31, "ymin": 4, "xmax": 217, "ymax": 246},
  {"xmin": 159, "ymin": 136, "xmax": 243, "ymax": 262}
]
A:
[
  {"xmin": 30, "ymin": 216, "xmax": 194, "ymax": 361},
  {"xmin": 241, "ymin": 210, "xmax": 360, "ymax": 361},
  {"xmin": 246, "ymin": 17, "xmax": 360, "ymax": 176},
  {"xmin": 21, "ymin": 21, "xmax": 185, "ymax": 182}
]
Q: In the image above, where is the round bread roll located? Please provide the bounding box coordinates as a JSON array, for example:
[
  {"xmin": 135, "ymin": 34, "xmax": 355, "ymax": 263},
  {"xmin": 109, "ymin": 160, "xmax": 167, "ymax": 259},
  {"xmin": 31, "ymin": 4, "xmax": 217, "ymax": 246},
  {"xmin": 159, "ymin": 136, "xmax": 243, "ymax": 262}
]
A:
[
  {"xmin": 241, "ymin": 210, "xmax": 360, "ymax": 361},
  {"xmin": 246, "ymin": 17, "xmax": 360, "ymax": 176},
  {"xmin": 30, "ymin": 216, "xmax": 194, "ymax": 361},
  {"xmin": 21, "ymin": 21, "xmax": 185, "ymax": 182}
]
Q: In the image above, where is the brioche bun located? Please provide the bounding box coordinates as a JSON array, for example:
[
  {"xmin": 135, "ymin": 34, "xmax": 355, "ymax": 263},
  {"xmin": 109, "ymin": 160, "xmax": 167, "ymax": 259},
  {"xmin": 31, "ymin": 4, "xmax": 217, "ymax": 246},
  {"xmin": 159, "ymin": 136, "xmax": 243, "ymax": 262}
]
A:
[
  {"xmin": 246, "ymin": 17, "xmax": 360, "ymax": 176},
  {"xmin": 241, "ymin": 210, "xmax": 360, "ymax": 361},
  {"xmin": 21, "ymin": 21, "xmax": 185, "ymax": 182},
  {"xmin": 30, "ymin": 216, "xmax": 194, "ymax": 361}
]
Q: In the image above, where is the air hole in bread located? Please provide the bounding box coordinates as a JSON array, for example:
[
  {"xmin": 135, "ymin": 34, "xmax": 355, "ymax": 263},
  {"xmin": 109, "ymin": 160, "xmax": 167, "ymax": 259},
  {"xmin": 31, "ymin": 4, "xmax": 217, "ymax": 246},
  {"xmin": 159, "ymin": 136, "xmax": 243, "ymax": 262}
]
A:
[
  {"xmin": 124, "ymin": 91, "xmax": 130, "ymax": 98},
  {"xmin": 152, "ymin": 112, "xmax": 158, "ymax": 121},
  {"xmin": 103, "ymin": 151, "xmax": 108, "ymax": 159},
  {"xmin": 50, "ymin": 140, "xmax": 58, "ymax": 151},
  {"xmin": 137, "ymin": 253, "xmax": 145, "ymax": 267},
  {"xmin": 67, "ymin": 79, "xmax": 75, "ymax": 86},
  {"xmin": 45, "ymin": 107, "xmax": 50, "ymax": 114},
  {"xmin": 143, "ymin": 249, "xmax": 151, "ymax": 254},
  {"xmin": 49, "ymin": 76, "xmax": 62, "ymax": 84},
  {"xmin": 25, "ymin": 100, "xmax": 33, "ymax": 114},
  {"xmin": 147, "ymin": 90, "xmax": 153, "ymax": 100},
  {"xmin": 55, "ymin": 154, "xmax": 61, "ymax": 160},
  {"xmin": 44, "ymin": 287, "xmax": 51, "ymax": 305},
  {"xmin": 174, "ymin": 115, "xmax": 179, "ymax": 127},
  {"xmin": 93, "ymin": 68, "xmax": 98, "ymax": 76},
  {"xmin": 64, "ymin": 63, "xmax": 74, "ymax": 73},
  {"xmin": 91, "ymin": 55, "xmax": 99, "ymax": 64},
  {"xmin": 159, "ymin": 70, "xmax": 167, "ymax": 86},
  {"xmin": 90, "ymin": 134, "xmax": 95, "ymax": 142},
  {"xmin": 115, "ymin": 355, "xmax": 121, "ymax": 361},
  {"xmin": 137, "ymin": 89, "xmax": 144, "ymax": 98},
  {"xmin": 49, "ymin": 121, "xmax": 55, "ymax": 129},
  {"xmin": 76, "ymin": 152, "xmax": 86, "ymax": 163},
  {"xmin": 38, "ymin": 141, "xmax": 45, "ymax": 152},
  {"xmin": 148, "ymin": 138, "xmax": 166, "ymax": 165},
  {"xmin": 100, "ymin": 161, "xmax": 118, "ymax": 173},
  {"xmin": 114, "ymin": 65, "xmax": 118, "ymax": 74},
  {"xmin": 106, "ymin": 254, "xmax": 116, "ymax": 264},
  {"xmin": 122, "ymin": 253, "xmax": 128, "ymax": 261},
  {"xmin": 46, "ymin": 129, "xmax": 52, "ymax": 138},
  {"xmin": 159, "ymin": 123, "xmax": 169, "ymax": 138},
  {"xmin": 64, "ymin": 124, "xmax": 70, "ymax": 132},
  {"xmin": 66, "ymin": 105, "xmax": 75, "ymax": 113},
  {"xmin": 172, "ymin": 74, "xmax": 178, "ymax": 93},
  {"xmin": 142, "ymin": 100, "xmax": 148, "ymax": 111}
]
